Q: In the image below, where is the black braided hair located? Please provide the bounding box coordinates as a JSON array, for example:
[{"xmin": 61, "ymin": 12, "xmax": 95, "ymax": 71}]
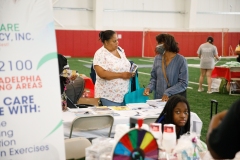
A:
[{"xmin": 155, "ymin": 95, "xmax": 191, "ymax": 134}]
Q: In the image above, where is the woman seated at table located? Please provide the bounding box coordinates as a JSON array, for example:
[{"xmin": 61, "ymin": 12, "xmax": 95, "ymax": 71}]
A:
[{"xmin": 155, "ymin": 95, "xmax": 190, "ymax": 139}]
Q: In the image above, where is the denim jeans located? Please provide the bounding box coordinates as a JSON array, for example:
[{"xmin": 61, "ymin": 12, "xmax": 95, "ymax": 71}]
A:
[{"xmin": 100, "ymin": 98, "xmax": 124, "ymax": 106}]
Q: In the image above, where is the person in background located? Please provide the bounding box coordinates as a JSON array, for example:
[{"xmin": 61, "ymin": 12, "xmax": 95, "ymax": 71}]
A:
[
  {"xmin": 207, "ymin": 99, "xmax": 240, "ymax": 159},
  {"xmin": 235, "ymin": 40, "xmax": 240, "ymax": 62},
  {"xmin": 143, "ymin": 33, "xmax": 188, "ymax": 101},
  {"xmin": 93, "ymin": 30, "xmax": 134, "ymax": 106},
  {"xmin": 58, "ymin": 53, "xmax": 68, "ymax": 95},
  {"xmin": 155, "ymin": 95, "xmax": 191, "ymax": 139},
  {"xmin": 197, "ymin": 36, "xmax": 220, "ymax": 94},
  {"xmin": 237, "ymin": 55, "xmax": 240, "ymax": 63},
  {"xmin": 58, "ymin": 53, "xmax": 78, "ymax": 110}
]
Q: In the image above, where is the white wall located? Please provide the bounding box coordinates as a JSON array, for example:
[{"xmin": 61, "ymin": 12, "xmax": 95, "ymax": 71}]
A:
[
  {"xmin": 102, "ymin": 0, "xmax": 185, "ymax": 30},
  {"xmin": 52, "ymin": 0, "xmax": 240, "ymax": 31},
  {"xmin": 53, "ymin": 0, "xmax": 94, "ymax": 29},
  {"xmin": 196, "ymin": 0, "xmax": 240, "ymax": 30}
]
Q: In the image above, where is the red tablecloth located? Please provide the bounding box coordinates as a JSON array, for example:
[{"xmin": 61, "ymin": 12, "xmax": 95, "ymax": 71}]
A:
[{"xmin": 211, "ymin": 67, "xmax": 240, "ymax": 81}]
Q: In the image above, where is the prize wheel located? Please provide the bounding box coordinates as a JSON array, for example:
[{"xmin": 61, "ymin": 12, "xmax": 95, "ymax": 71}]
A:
[{"xmin": 112, "ymin": 128, "xmax": 159, "ymax": 160}]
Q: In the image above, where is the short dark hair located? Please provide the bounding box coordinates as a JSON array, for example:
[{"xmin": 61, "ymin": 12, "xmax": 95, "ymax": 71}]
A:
[
  {"xmin": 155, "ymin": 95, "xmax": 191, "ymax": 134},
  {"xmin": 156, "ymin": 33, "xmax": 179, "ymax": 53},
  {"xmin": 99, "ymin": 30, "xmax": 116, "ymax": 43},
  {"xmin": 207, "ymin": 36, "xmax": 214, "ymax": 44}
]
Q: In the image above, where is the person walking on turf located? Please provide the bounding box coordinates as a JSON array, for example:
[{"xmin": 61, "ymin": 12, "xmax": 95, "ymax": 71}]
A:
[{"xmin": 197, "ymin": 36, "xmax": 220, "ymax": 94}]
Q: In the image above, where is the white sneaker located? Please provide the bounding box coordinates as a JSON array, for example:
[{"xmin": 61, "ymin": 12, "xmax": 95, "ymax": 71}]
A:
[
  {"xmin": 198, "ymin": 88, "xmax": 204, "ymax": 92},
  {"xmin": 207, "ymin": 91, "xmax": 212, "ymax": 94}
]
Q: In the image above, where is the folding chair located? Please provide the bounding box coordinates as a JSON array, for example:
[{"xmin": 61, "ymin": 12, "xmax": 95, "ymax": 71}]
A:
[
  {"xmin": 65, "ymin": 76, "xmax": 85, "ymax": 108},
  {"xmin": 229, "ymin": 67, "xmax": 240, "ymax": 95},
  {"xmin": 69, "ymin": 115, "xmax": 114, "ymax": 138},
  {"xmin": 143, "ymin": 116, "xmax": 158, "ymax": 126},
  {"xmin": 64, "ymin": 137, "xmax": 91, "ymax": 160}
]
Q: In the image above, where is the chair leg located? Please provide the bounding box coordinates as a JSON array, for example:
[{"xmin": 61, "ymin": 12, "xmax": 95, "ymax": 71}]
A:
[
  {"xmin": 69, "ymin": 131, "xmax": 72, "ymax": 138},
  {"xmin": 108, "ymin": 122, "xmax": 113, "ymax": 137},
  {"xmin": 210, "ymin": 99, "xmax": 218, "ymax": 119},
  {"xmin": 229, "ymin": 81, "xmax": 232, "ymax": 95}
]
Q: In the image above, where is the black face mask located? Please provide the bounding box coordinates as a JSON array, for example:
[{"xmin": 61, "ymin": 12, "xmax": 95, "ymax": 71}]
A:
[{"xmin": 155, "ymin": 44, "xmax": 165, "ymax": 55}]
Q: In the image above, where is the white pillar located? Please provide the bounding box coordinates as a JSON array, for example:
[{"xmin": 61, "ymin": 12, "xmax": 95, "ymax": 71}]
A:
[
  {"xmin": 185, "ymin": 0, "xmax": 198, "ymax": 30},
  {"xmin": 93, "ymin": 0, "xmax": 103, "ymax": 30}
]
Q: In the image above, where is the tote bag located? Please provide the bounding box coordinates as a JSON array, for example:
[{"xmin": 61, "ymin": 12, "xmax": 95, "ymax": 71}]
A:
[{"xmin": 123, "ymin": 76, "xmax": 149, "ymax": 105}]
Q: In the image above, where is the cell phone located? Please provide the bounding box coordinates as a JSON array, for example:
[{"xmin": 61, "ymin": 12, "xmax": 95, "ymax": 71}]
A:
[{"xmin": 130, "ymin": 63, "xmax": 138, "ymax": 73}]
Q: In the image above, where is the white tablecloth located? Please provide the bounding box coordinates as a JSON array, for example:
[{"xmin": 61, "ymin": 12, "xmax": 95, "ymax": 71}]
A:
[{"xmin": 62, "ymin": 104, "xmax": 203, "ymax": 139}]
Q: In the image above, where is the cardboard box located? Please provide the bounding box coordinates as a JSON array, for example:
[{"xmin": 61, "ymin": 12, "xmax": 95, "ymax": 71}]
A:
[{"xmin": 77, "ymin": 98, "xmax": 100, "ymax": 106}]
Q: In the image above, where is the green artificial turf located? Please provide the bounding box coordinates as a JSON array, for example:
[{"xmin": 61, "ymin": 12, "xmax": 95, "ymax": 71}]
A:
[{"xmin": 67, "ymin": 57, "xmax": 240, "ymax": 142}]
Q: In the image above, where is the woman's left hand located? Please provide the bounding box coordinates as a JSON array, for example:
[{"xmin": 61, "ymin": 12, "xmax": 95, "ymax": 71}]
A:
[
  {"xmin": 161, "ymin": 95, "xmax": 169, "ymax": 101},
  {"xmin": 131, "ymin": 73, "xmax": 136, "ymax": 78}
]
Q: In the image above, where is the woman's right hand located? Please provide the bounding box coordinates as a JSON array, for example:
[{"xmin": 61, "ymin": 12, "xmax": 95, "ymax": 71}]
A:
[
  {"xmin": 121, "ymin": 72, "xmax": 133, "ymax": 79},
  {"xmin": 143, "ymin": 88, "xmax": 150, "ymax": 96},
  {"xmin": 161, "ymin": 95, "xmax": 169, "ymax": 102}
]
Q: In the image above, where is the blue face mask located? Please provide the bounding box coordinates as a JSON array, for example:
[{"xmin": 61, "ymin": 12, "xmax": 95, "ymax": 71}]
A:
[{"xmin": 155, "ymin": 44, "xmax": 165, "ymax": 55}]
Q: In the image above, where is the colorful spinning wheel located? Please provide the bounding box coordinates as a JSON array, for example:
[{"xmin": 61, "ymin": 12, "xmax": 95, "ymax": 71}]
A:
[{"xmin": 112, "ymin": 128, "xmax": 159, "ymax": 160}]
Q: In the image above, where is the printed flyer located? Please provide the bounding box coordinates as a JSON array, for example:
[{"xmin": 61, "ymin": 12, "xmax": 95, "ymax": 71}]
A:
[{"xmin": 0, "ymin": 0, "xmax": 65, "ymax": 159}]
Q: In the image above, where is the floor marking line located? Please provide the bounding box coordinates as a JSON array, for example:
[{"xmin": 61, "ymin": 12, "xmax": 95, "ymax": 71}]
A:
[{"xmin": 78, "ymin": 60, "xmax": 92, "ymax": 64}]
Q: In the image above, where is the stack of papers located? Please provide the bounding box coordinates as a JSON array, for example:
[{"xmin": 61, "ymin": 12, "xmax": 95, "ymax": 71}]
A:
[
  {"xmin": 146, "ymin": 99, "xmax": 166, "ymax": 109},
  {"xmin": 90, "ymin": 106, "xmax": 113, "ymax": 115},
  {"xmin": 126, "ymin": 103, "xmax": 151, "ymax": 110},
  {"xmin": 220, "ymin": 61, "xmax": 240, "ymax": 67},
  {"xmin": 91, "ymin": 106, "xmax": 110, "ymax": 111},
  {"xmin": 110, "ymin": 106, "xmax": 130, "ymax": 111},
  {"xmin": 68, "ymin": 108, "xmax": 95, "ymax": 116}
]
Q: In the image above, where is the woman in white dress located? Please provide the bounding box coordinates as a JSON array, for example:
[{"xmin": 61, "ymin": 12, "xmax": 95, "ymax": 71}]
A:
[{"xmin": 93, "ymin": 30, "xmax": 134, "ymax": 106}]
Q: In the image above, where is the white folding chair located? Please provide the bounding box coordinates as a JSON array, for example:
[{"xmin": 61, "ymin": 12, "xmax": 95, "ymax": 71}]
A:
[
  {"xmin": 64, "ymin": 137, "xmax": 91, "ymax": 160},
  {"xmin": 69, "ymin": 115, "xmax": 114, "ymax": 138},
  {"xmin": 229, "ymin": 67, "xmax": 240, "ymax": 95},
  {"xmin": 143, "ymin": 116, "xmax": 158, "ymax": 126}
]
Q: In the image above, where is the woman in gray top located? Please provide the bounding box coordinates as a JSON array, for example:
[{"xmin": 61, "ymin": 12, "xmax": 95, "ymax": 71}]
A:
[
  {"xmin": 143, "ymin": 33, "xmax": 188, "ymax": 102},
  {"xmin": 197, "ymin": 37, "xmax": 220, "ymax": 94}
]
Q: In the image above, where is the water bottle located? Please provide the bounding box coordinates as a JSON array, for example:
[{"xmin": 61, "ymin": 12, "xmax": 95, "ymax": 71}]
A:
[
  {"xmin": 149, "ymin": 123, "xmax": 162, "ymax": 147},
  {"xmin": 161, "ymin": 124, "xmax": 176, "ymax": 153}
]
